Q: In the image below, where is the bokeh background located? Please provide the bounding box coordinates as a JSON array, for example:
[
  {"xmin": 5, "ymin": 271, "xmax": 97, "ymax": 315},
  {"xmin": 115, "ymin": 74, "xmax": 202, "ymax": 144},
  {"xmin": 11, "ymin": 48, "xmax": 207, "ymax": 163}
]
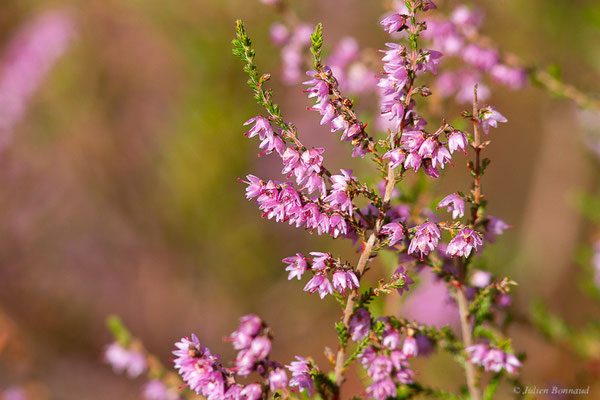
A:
[{"xmin": 0, "ymin": 0, "xmax": 599, "ymax": 398}]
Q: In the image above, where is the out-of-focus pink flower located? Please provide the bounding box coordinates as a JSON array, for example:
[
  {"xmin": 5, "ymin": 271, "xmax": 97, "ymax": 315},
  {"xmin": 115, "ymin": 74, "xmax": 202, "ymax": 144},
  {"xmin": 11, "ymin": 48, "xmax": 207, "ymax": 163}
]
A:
[
  {"xmin": 0, "ymin": 10, "xmax": 75, "ymax": 146},
  {"xmin": 490, "ymin": 64, "xmax": 527, "ymax": 90},
  {"xmin": 104, "ymin": 342, "xmax": 146, "ymax": 378},
  {"xmin": 269, "ymin": 23, "xmax": 289, "ymax": 46},
  {"xmin": 401, "ymin": 270, "xmax": 460, "ymax": 327}
]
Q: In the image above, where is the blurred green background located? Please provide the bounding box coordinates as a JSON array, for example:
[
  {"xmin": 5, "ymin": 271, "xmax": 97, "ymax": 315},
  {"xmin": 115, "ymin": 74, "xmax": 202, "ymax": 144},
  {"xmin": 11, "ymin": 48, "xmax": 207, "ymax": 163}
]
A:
[{"xmin": 0, "ymin": 0, "xmax": 599, "ymax": 398}]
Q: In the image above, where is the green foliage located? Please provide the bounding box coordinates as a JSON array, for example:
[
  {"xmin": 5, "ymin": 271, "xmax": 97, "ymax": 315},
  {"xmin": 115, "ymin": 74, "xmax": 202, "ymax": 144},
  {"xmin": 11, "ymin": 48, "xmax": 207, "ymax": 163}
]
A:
[
  {"xmin": 572, "ymin": 190, "xmax": 600, "ymax": 224},
  {"xmin": 482, "ymin": 373, "xmax": 501, "ymax": 400},
  {"xmin": 343, "ymin": 335, "xmax": 370, "ymax": 368},
  {"xmin": 232, "ymin": 20, "xmax": 298, "ymax": 141},
  {"xmin": 106, "ymin": 314, "xmax": 133, "ymax": 347},
  {"xmin": 311, "ymin": 370, "xmax": 339, "ymax": 399},
  {"xmin": 530, "ymin": 299, "xmax": 572, "ymax": 341},
  {"xmin": 310, "ymin": 23, "xmax": 324, "ymax": 69},
  {"xmin": 357, "ymin": 287, "xmax": 377, "ymax": 308},
  {"xmin": 335, "ymin": 321, "xmax": 349, "ymax": 348}
]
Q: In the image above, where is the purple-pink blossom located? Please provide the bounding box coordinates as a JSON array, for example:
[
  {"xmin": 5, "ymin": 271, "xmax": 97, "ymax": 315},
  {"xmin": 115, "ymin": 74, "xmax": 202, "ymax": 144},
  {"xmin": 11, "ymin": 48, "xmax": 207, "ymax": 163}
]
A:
[
  {"xmin": 381, "ymin": 222, "xmax": 405, "ymax": 246},
  {"xmin": 466, "ymin": 344, "xmax": 521, "ymax": 374},
  {"xmin": 402, "ymin": 336, "xmax": 418, "ymax": 358},
  {"xmin": 392, "ymin": 266, "xmax": 414, "ymax": 295},
  {"xmin": 287, "ymin": 357, "xmax": 313, "ymax": 396},
  {"xmin": 437, "ymin": 193, "xmax": 465, "ymax": 219},
  {"xmin": 479, "ymin": 105, "xmax": 507, "ymax": 134},
  {"xmin": 104, "ymin": 342, "xmax": 146, "ymax": 378},
  {"xmin": 485, "ymin": 216, "xmax": 511, "ymax": 242},
  {"xmin": 268, "ymin": 368, "xmax": 288, "ymax": 392},
  {"xmin": 332, "ymin": 269, "xmax": 360, "ymax": 295},
  {"xmin": 367, "ymin": 378, "xmax": 396, "ymax": 400},
  {"xmin": 282, "ymin": 253, "xmax": 307, "ymax": 280},
  {"xmin": 173, "ymin": 334, "xmax": 226, "ymax": 397},
  {"xmin": 303, "ymin": 273, "xmax": 333, "ymax": 299},
  {"xmin": 368, "ymin": 355, "xmax": 393, "ymax": 380},
  {"xmin": 446, "ymin": 228, "xmax": 483, "ymax": 257},
  {"xmin": 380, "ymin": 14, "xmax": 406, "ymax": 34},
  {"xmin": 408, "ymin": 222, "xmax": 441, "ymax": 260},
  {"xmin": 447, "ymin": 130, "xmax": 468, "ymax": 154},
  {"xmin": 349, "ymin": 308, "xmax": 371, "ymax": 341}
]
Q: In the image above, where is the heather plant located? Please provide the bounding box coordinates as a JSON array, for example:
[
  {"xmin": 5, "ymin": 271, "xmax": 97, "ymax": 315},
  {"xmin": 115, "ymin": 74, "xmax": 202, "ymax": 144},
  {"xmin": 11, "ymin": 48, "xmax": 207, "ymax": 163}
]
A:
[{"xmin": 107, "ymin": 1, "xmax": 525, "ymax": 399}]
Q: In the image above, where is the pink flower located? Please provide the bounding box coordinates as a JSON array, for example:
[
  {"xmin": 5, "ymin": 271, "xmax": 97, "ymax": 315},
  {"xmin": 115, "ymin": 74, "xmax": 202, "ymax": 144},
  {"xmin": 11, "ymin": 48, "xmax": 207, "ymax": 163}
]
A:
[
  {"xmin": 479, "ymin": 105, "xmax": 507, "ymax": 134},
  {"xmin": 173, "ymin": 335, "xmax": 224, "ymax": 396},
  {"xmin": 402, "ymin": 337, "xmax": 418, "ymax": 358},
  {"xmin": 470, "ymin": 269, "xmax": 492, "ymax": 288},
  {"xmin": 249, "ymin": 336, "xmax": 271, "ymax": 360},
  {"xmin": 437, "ymin": 193, "xmax": 465, "ymax": 219},
  {"xmin": 401, "ymin": 130, "xmax": 425, "ymax": 152},
  {"xmin": 490, "ymin": 64, "xmax": 527, "ymax": 90},
  {"xmin": 268, "ymin": 368, "xmax": 288, "ymax": 392},
  {"xmin": 446, "ymin": 228, "xmax": 483, "ymax": 257},
  {"xmin": 380, "ymin": 14, "xmax": 406, "ymax": 34},
  {"xmin": 462, "ymin": 44, "xmax": 499, "ymax": 71},
  {"xmin": 349, "ymin": 308, "xmax": 371, "ymax": 341},
  {"xmin": 367, "ymin": 378, "xmax": 396, "ymax": 400},
  {"xmin": 447, "ymin": 130, "xmax": 468, "ymax": 154},
  {"xmin": 418, "ymin": 50, "xmax": 443, "ymax": 75},
  {"xmin": 368, "ymin": 355, "xmax": 393, "ymax": 380},
  {"xmin": 404, "ymin": 152, "xmax": 422, "ymax": 171},
  {"xmin": 240, "ymin": 383, "xmax": 263, "ymax": 400},
  {"xmin": 287, "ymin": 357, "xmax": 313, "ymax": 396},
  {"xmin": 329, "ymin": 214, "xmax": 348, "ymax": 238},
  {"xmin": 283, "ymin": 253, "xmax": 307, "ymax": 280},
  {"xmin": 484, "ymin": 216, "xmax": 510, "ymax": 242},
  {"xmin": 451, "ymin": 5, "xmax": 483, "ymax": 33},
  {"xmin": 105, "ymin": 343, "xmax": 146, "ymax": 378},
  {"xmin": 408, "ymin": 222, "xmax": 441, "ymax": 260},
  {"xmin": 466, "ymin": 344, "xmax": 521, "ymax": 375},
  {"xmin": 332, "ymin": 270, "xmax": 360, "ymax": 295},
  {"xmin": 418, "ymin": 136, "xmax": 438, "ymax": 158},
  {"xmin": 381, "ymin": 222, "xmax": 405, "ymax": 246},
  {"xmin": 0, "ymin": 9, "xmax": 75, "ymax": 144},
  {"xmin": 382, "ymin": 328, "xmax": 400, "ymax": 350},
  {"xmin": 244, "ymin": 116, "xmax": 272, "ymax": 139},
  {"xmin": 324, "ymin": 190, "xmax": 353, "ymax": 216},
  {"xmin": 392, "ymin": 266, "xmax": 414, "ymax": 295},
  {"xmin": 303, "ymin": 274, "xmax": 333, "ymax": 299},
  {"xmin": 309, "ymin": 252, "xmax": 331, "ymax": 271},
  {"xmin": 269, "ymin": 23, "xmax": 289, "ymax": 46}
]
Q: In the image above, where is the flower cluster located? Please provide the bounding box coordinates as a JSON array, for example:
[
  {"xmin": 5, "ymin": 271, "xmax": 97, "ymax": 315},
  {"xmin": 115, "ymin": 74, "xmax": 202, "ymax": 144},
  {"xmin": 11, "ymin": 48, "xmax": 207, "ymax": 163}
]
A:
[
  {"xmin": 283, "ymin": 252, "xmax": 359, "ymax": 298},
  {"xmin": 243, "ymin": 175, "xmax": 349, "ymax": 238},
  {"xmin": 268, "ymin": 23, "xmax": 313, "ymax": 84},
  {"xmin": 465, "ymin": 344, "xmax": 521, "ymax": 375},
  {"xmin": 230, "ymin": 315, "xmax": 273, "ymax": 376},
  {"xmin": 304, "ymin": 67, "xmax": 372, "ymax": 158},
  {"xmin": 172, "ymin": 334, "xmax": 231, "ymax": 399},
  {"xmin": 287, "ymin": 357, "xmax": 314, "ymax": 395},
  {"xmin": 173, "ymin": 316, "xmax": 291, "ymax": 400},
  {"xmin": 423, "ymin": 5, "xmax": 527, "ymax": 103},
  {"xmin": 358, "ymin": 319, "xmax": 419, "ymax": 400}
]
